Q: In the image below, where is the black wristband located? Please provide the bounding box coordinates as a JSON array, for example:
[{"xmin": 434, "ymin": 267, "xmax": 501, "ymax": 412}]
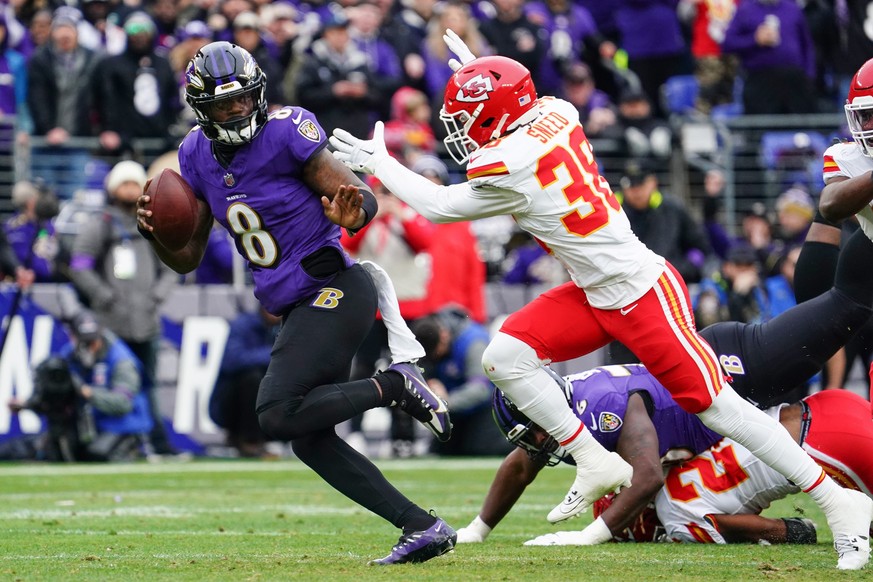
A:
[
  {"xmin": 782, "ymin": 518, "xmax": 817, "ymax": 544},
  {"xmin": 346, "ymin": 187, "xmax": 378, "ymax": 236},
  {"xmin": 138, "ymin": 225, "xmax": 155, "ymax": 240},
  {"xmin": 813, "ymin": 209, "xmax": 842, "ymax": 228}
]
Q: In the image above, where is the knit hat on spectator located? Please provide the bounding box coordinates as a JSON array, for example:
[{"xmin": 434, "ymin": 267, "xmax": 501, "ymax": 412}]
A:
[
  {"xmin": 178, "ymin": 20, "xmax": 212, "ymax": 41},
  {"xmin": 105, "ymin": 160, "xmax": 147, "ymax": 194},
  {"xmin": 320, "ymin": 9, "xmax": 349, "ymax": 32},
  {"xmin": 776, "ymin": 186, "xmax": 814, "ymax": 222},
  {"xmin": 52, "ymin": 6, "xmax": 81, "ymax": 29},
  {"xmin": 234, "ymin": 11, "xmax": 260, "ymax": 30},
  {"xmin": 124, "ymin": 11, "xmax": 156, "ymax": 36},
  {"xmin": 564, "ymin": 62, "xmax": 593, "ymax": 85},
  {"xmin": 410, "ymin": 155, "xmax": 449, "ymax": 185}
]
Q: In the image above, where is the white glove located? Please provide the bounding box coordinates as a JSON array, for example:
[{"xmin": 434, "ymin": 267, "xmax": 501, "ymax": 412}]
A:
[
  {"xmin": 523, "ymin": 517, "xmax": 612, "ymax": 546},
  {"xmin": 329, "ymin": 121, "xmax": 389, "ymax": 175},
  {"xmin": 444, "ymin": 28, "xmax": 476, "ymax": 72},
  {"xmin": 456, "ymin": 516, "xmax": 492, "ymax": 543}
]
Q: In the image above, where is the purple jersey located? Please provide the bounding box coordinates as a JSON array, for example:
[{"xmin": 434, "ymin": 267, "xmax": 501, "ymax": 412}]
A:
[
  {"xmin": 178, "ymin": 106, "xmax": 355, "ymax": 314},
  {"xmin": 565, "ymin": 364, "xmax": 722, "ymax": 457}
]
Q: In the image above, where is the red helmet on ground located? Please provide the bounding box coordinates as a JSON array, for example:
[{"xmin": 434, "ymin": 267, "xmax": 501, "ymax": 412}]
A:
[
  {"xmin": 846, "ymin": 58, "xmax": 873, "ymax": 157},
  {"xmin": 440, "ymin": 56, "xmax": 538, "ymax": 164}
]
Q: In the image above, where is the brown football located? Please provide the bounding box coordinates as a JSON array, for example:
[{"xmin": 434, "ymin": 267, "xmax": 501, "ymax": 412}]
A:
[{"xmin": 144, "ymin": 168, "xmax": 199, "ymax": 251}]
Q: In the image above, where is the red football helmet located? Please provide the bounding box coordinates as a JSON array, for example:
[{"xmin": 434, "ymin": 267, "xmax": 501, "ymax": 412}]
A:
[
  {"xmin": 440, "ymin": 56, "xmax": 538, "ymax": 164},
  {"xmin": 846, "ymin": 58, "xmax": 873, "ymax": 157}
]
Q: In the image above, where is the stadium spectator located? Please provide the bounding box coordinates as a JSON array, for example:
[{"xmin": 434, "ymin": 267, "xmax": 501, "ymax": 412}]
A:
[
  {"xmin": 27, "ymin": 9, "xmax": 53, "ymax": 53},
  {"xmin": 377, "ymin": 0, "xmax": 432, "ymax": 89},
  {"xmin": 773, "ymin": 184, "xmax": 814, "ymax": 249},
  {"xmin": 138, "ymin": 41, "xmax": 456, "ymax": 565},
  {"xmin": 68, "ymin": 160, "xmax": 179, "ymax": 457},
  {"xmin": 259, "ymin": 2, "xmax": 299, "ymax": 71},
  {"xmin": 616, "ymin": 86, "xmax": 673, "ymax": 159},
  {"xmin": 347, "ymin": 1, "xmax": 403, "ymax": 120},
  {"xmin": 477, "ymin": 0, "xmax": 545, "ymax": 88},
  {"xmin": 4, "ymin": 180, "xmax": 60, "ymax": 283},
  {"xmin": 76, "ymin": 0, "xmax": 126, "ymax": 56},
  {"xmin": 27, "ymin": 10, "xmax": 101, "ymax": 200},
  {"xmin": 411, "ymin": 307, "xmax": 513, "ymax": 457},
  {"xmin": 559, "ymin": 61, "xmax": 619, "ymax": 138},
  {"xmin": 149, "ymin": 0, "xmax": 181, "ymax": 52},
  {"xmin": 294, "ymin": 8, "xmax": 382, "ymax": 139},
  {"xmin": 383, "ymin": 86, "xmax": 436, "ymax": 164},
  {"xmin": 608, "ymin": 157, "xmax": 710, "ymax": 364},
  {"xmin": 209, "ymin": 305, "xmax": 279, "ymax": 458},
  {"xmin": 613, "ymin": 0, "xmax": 690, "ymax": 119},
  {"xmin": 411, "ymin": 155, "xmax": 487, "ymax": 323},
  {"xmin": 8, "ymin": 311, "xmax": 153, "ymax": 462},
  {"xmin": 677, "ymin": 0, "xmax": 739, "ymax": 113},
  {"xmin": 501, "ymin": 229, "xmax": 569, "ymax": 287},
  {"xmin": 694, "ymin": 243, "xmax": 769, "ymax": 327},
  {"xmin": 232, "ymin": 11, "xmax": 286, "ymax": 109},
  {"xmin": 0, "ymin": 13, "xmax": 31, "ymax": 141},
  {"xmin": 330, "ymin": 39, "xmax": 873, "ymax": 570},
  {"xmin": 616, "ymin": 158, "xmax": 709, "ymax": 285},
  {"xmin": 524, "ymin": 0, "xmax": 616, "ymax": 97},
  {"xmin": 722, "ymin": 0, "xmax": 818, "ymax": 115},
  {"xmin": 94, "ymin": 11, "xmax": 179, "ymax": 155},
  {"xmin": 420, "ymin": 1, "xmax": 488, "ymax": 102}
]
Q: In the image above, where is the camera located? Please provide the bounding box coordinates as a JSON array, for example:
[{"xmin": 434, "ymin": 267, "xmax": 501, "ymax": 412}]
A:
[{"xmin": 35, "ymin": 357, "xmax": 78, "ymax": 398}]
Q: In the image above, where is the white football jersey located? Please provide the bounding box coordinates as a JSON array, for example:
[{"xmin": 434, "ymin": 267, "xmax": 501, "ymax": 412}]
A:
[
  {"xmin": 822, "ymin": 141, "xmax": 873, "ymax": 242},
  {"xmin": 463, "ymin": 98, "xmax": 664, "ymax": 309},
  {"xmin": 377, "ymin": 97, "xmax": 665, "ymax": 309},
  {"xmin": 655, "ymin": 409, "xmax": 799, "ymax": 543}
]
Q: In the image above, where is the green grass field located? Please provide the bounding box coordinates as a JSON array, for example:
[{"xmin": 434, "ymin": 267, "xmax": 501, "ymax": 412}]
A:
[{"xmin": 0, "ymin": 458, "xmax": 865, "ymax": 581}]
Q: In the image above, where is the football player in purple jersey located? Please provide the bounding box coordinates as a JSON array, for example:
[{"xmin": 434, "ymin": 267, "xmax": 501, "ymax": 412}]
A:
[{"xmin": 135, "ymin": 41, "xmax": 456, "ymax": 565}]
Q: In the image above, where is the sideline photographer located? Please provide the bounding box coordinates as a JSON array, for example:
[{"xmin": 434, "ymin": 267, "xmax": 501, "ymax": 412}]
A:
[{"xmin": 8, "ymin": 311, "xmax": 153, "ymax": 462}]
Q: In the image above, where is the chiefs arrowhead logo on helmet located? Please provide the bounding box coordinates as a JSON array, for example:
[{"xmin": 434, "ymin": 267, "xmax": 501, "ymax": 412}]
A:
[{"xmin": 456, "ymin": 74, "xmax": 494, "ymax": 103}]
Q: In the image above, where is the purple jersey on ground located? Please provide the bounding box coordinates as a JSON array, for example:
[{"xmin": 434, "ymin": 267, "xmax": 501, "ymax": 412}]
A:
[
  {"xmin": 564, "ymin": 364, "xmax": 722, "ymax": 457},
  {"xmin": 178, "ymin": 106, "xmax": 355, "ymax": 314}
]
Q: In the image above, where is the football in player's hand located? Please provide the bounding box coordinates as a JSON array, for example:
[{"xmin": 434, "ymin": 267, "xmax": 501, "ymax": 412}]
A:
[{"xmin": 144, "ymin": 168, "xmax": 199, "ymax": 251}]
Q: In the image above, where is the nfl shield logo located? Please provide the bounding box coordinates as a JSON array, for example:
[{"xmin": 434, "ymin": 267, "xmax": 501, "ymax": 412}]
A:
[{"xmin": 224, "ymin": 172, "xmax": 235, "ymax": 187}]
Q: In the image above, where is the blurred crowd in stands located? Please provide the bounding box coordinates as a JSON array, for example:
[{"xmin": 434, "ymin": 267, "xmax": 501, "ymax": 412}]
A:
[{"xmin": 0, "ymin": 0, "xmax": 868, "ymax": 459}]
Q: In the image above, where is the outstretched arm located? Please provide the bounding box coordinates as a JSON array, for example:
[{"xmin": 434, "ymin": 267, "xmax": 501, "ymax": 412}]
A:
[
  {"xmin": 819, "ymin": 173, "xmax": 873, "ymax": 222},
  {"xmin": 709, "ymin": 514, "xmax": 816, "ymax": 544},
  {"xmin": 456, "ymin": 447, "xmax": 547, "ymax": 543}
]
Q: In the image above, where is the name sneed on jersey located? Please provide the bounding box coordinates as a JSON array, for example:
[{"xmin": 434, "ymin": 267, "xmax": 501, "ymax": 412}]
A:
[{"xmin": 526, "ymin": 111, "xmax": 571, "ymax": 143}]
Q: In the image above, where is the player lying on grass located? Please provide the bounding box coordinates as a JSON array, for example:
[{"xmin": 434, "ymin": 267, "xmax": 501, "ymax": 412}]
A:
[
  {"xmin": 484, "ymin": 374, "xmax": 871, "ymax": 546},
  {"xmin": 456, "ymin": 223, "xmax": 873, "ymax": 549}
]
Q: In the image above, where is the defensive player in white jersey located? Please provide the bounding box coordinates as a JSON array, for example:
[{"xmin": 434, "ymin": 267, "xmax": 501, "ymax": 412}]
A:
[
  {"xmin": 654, "ymin": 389, "xmax": 873, "ymax": 545},
  {"xmin": 820, "ymin": 57, "xmax": 873, "ymax": 239},
  {"xmin": 329, "ymin": 31, "xmax": 873, "ymax": 569}
]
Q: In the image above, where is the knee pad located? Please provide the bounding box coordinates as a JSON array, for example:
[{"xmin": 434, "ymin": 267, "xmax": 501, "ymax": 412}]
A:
[
  {"xmin": 258, "ymin": 405, "xmax": 295, "ymax": 442},
  {"xmin": 482, "ymin": 332, "xmax": 543, "ymax": 384}
]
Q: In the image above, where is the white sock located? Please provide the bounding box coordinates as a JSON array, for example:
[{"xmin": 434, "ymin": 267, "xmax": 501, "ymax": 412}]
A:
[
  {"xmin": 482, "ymin": 332, "xmax": 603, "ymax": 462},
  {"xmin": 697, "ymin": 386, "xmax": 839, "ymax": 506}
]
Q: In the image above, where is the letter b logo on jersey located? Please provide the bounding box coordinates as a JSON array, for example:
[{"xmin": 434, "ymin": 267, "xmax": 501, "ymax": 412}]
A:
[{"xmin": 311, "ymin": 288, "xmax": 344, "ymax": 309}]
